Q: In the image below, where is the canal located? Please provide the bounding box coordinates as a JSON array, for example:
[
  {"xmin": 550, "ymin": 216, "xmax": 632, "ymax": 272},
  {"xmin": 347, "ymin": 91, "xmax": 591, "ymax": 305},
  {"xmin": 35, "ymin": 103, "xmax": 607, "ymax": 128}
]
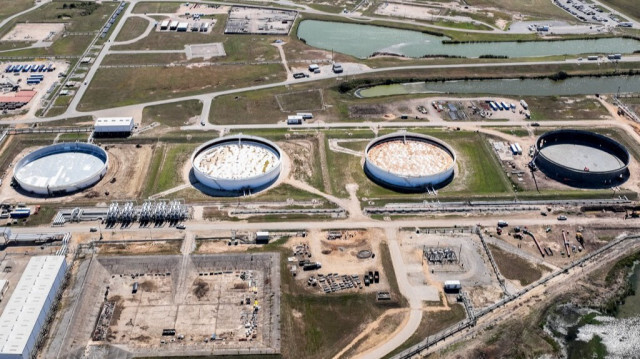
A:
[
  {"xmin": 297, "ymin": 20, "xmax": 640, "ymax": 59},
  {"xmin": 355, "ymin": 75, "xmax": 640, "ymax": 97}
]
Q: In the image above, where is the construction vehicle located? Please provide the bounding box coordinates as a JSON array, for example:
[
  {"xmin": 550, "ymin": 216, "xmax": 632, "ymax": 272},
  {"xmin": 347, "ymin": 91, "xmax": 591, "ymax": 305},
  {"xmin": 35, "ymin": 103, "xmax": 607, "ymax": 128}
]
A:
[{"xmin": 576, "ymin": 232, "xmax": 584, "ymax": 246}]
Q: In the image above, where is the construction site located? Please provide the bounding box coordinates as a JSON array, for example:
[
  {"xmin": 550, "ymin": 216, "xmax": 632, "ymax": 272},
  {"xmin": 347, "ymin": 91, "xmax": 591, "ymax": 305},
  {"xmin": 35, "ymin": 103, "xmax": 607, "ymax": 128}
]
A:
[
  {"xmin": 286, "ymin": 229, "xmax": 391, "ymax": 295},
  {"xmin": 51, "ymin": 253, "xmax": 280, "ymax": 358},
  {"xmin": 224, "ymin": 6, "xmax": 297, "ymax": 34}
]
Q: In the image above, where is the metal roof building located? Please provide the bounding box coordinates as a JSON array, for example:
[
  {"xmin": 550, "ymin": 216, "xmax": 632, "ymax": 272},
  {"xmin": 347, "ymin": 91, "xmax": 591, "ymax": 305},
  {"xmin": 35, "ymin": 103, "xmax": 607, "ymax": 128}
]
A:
[
  {"xmin": 0, "ymin": 256, "xmax": 67, "ymax": 359},
  {"xmin": 94, "ymin": 117, "xmax": 134, "ymax": 136}
]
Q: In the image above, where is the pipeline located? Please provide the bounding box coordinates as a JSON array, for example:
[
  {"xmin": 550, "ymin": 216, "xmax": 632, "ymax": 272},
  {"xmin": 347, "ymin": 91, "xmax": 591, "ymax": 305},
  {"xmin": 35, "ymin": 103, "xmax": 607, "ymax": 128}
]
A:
[
  {"xmin": 523, "ymin": 229, "xmax": 545, "ymax": 258},
  {"xmin": 562, "ymin": 230, "xmax": 571, "ymax": 257}
]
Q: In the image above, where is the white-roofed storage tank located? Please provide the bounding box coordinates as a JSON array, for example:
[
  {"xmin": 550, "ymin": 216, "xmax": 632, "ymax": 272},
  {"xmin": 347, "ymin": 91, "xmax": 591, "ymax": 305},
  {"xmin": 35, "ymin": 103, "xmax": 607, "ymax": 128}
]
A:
[
  {"xmin": 13, "ymin": 142, "xmax": 108, "ymax": 196},
  {"xmin": 364, "ymin": 132, "xmax": 456, "ymax": 190},
  {"xmin": 191, "ymin": 134, "xmax": 282, "ymax": 191}
]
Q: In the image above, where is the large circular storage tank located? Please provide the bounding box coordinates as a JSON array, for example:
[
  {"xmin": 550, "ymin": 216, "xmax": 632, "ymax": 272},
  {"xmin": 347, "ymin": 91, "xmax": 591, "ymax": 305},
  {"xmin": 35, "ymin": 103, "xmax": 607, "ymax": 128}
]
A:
[
  {"xmin": 13, "ymin": 142, "xmax": 108, "ymax": 195},
  {"xmin": 191, "ymin": 134, "xmax": 282, "ymax": 191},
  {"xmin": 364, "ymin": 132, "xmax": 456, "ymax": 190},
  {"xmin": 535, "ymin": 129, "xmax": 630, "ymax": 187}
]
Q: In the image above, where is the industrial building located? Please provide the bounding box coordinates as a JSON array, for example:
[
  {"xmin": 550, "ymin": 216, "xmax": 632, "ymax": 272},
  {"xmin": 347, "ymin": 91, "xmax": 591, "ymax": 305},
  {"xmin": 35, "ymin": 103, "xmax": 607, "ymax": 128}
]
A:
[
  {"xmin": 364, "ymin": 132, "xmax": 456, "ymax": 191},
  {"xmin": 93, "ymin": 117, "xmax": 134, "ymax": 137},
  {"xmin": 191, "ymin": 135, "xmax": 282, "ymax": 191},
  {"xmin": 13, "ymin": 142, "xmax": 109, "ymax": 196},
  {"xmin": 0, "ymin": 256, "xmax": 67, "ymax": 359},
  {"xmin": 534, "ymin": 129, "xmax": 630, "ymax": 187}
]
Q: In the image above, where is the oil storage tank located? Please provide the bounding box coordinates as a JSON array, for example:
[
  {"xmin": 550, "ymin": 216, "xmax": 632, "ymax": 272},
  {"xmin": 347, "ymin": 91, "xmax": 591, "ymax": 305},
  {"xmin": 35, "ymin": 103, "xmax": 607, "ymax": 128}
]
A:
[
  {"xmin": 364, "ymin": 132, "xmax": 456, "ymax": 190},
  {"xmin": 534, "ymin": 129, "xmax": 630, "ymax": 187},
  {"xmin": 13, "ymin": 142, "xmax": 108, "ymax": 195},
  {"xmin": 191, "ymin": 134, "xmax": 282, "ymax": 191}
]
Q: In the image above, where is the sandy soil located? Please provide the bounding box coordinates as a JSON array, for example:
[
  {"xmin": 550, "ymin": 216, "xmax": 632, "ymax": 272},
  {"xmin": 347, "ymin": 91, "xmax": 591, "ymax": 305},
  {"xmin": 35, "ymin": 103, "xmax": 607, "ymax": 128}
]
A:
[
  {"xmin": 375, "ymin": 2, "xmax": 474, "ymax": 24},
  {"xmin": 175, "ymin": 3, "xmax": 229, "ymax": 16},
  {"xmin": 349, "ymin": 96, "xmax": 527, "ymax": 122},
  {"xmin": 1, "ymin": 23, "xmax": 65, "ymax": 42}
]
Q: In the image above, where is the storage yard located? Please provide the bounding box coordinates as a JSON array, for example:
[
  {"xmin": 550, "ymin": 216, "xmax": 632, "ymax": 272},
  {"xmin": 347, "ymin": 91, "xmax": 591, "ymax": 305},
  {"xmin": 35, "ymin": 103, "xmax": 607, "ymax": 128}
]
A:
[
  {"xmin": 225, "ymin": 6, "xmax": 297, "ymax": 34},
  {"xmin": 287, "ymin": 230, "xmax": 391, "ymax": 294},
  {"xmin": 0, "ymin": 61, "xmax": 68, "ymax": 118},
  {"xmin": 54, "ymin": 253, "xmax": 280, "ymax": 358}
]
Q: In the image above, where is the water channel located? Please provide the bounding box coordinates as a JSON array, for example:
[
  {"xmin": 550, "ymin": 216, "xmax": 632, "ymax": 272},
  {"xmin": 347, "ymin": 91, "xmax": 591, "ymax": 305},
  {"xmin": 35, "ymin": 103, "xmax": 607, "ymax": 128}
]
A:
[
  {"xmin": 297, "ymin": 20, "xmax": 640, "ymax": 59},
  {"xmin": 355, "ymin": 76, "xmax": 640, "ymax": 97},
  {"xmin": 616, "ymin": 261, "xmax": 640, "ymax": 318}
]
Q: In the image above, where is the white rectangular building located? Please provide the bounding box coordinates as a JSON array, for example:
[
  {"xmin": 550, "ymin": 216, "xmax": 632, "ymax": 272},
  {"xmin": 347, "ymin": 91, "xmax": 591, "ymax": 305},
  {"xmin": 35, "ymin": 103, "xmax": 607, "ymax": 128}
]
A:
[
  {"xmin": 177, "ymin": 22, "xmax": 189, "ymax": 32},
  {"xmin": 94, "ymin": 117, "xmax": 135, "ymax": 136},
  {"xmin": 0, "ymin": 256, "xmax": 67, "ymax": 359},
  {"xmin": 160, "ymin": 19, "xmax": 170, "ymax": 30}
]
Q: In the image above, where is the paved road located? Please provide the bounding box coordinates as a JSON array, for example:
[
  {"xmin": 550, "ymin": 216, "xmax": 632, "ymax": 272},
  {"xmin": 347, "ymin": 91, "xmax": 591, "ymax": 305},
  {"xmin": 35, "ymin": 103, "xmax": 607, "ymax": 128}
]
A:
[
  {"xmin": 111, "ymin": 14, "xmax": 156, "ymax": 46},
  {"xmin": 357, "ymin": 228, "xmax": 424, "ymax": 359},
  {"xmin": 65, "ymin": 0, "xmax": 137, "ymax": 115},
  {"xmin": 4, "ymin": 54, "xmax": 639, "ymax": 125}
]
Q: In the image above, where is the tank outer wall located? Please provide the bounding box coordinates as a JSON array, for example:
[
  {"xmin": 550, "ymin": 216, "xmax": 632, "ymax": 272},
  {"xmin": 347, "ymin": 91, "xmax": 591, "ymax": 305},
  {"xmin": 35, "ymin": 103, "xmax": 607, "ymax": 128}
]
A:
[
  {"xmin": 364, "ymin": 132, "xmax": 456, "ymax": 189},
  {"xmin": 13, "ymin": 142, "xmax": 108, "ymax": 195},
  {"xmin": 191, "ymin": 135, "xmax": 282, "ymax": 191},
  {"xmin": 535, "ymin": 129, "xmax": 630, "ymax": 186}
]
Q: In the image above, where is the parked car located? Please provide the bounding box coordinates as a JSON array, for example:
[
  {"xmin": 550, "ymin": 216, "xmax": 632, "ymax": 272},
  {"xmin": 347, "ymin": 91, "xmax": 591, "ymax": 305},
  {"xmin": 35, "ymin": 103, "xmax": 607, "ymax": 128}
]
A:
[
  {"xmin": 557, "ymin": 215, "xmax": 567, "ymax": 221},
  {"xmin": 176, "ymin": 224, "xmax": 186, "ymax": 229}
]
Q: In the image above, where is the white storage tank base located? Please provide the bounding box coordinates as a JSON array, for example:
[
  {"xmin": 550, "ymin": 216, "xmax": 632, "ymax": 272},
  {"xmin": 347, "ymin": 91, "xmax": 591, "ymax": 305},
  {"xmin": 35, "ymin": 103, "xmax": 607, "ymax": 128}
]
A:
[
  {"xmin": 191, "ymin": 134, "xmax": 282, "ymax": 192},
  {"xmin": 364, "ymin": 132, "xmax": 456, "ymax": 191},
  {"xmin": 13, "ymin": 142, "xmax": 108, "ymax": 196}
]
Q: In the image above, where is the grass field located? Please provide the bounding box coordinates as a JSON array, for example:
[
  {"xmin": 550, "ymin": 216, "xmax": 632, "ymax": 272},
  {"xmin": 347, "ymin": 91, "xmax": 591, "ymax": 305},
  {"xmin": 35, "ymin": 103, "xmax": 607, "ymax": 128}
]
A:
[
  {"xmin": 601, "ymin": 0, "xmax": 640, "ymax": 22},
  {"xmin": 16, "ymin": 205, "xmax": 57, "ymax": 227},
  {"xmin": 142, "ymin": 143, "xmax": 196, "ymax": 198},
  {"xmin": 210, "ymin": 85, "xmax": 334, "ymax": 125},
  {"xmin": 489, "ymin": 244, "xmax": 545, "ymax": 286},
  {"xmin": 464, "ymin": 0, "xmax": 575, "ymax": 21},
  {"xmin": 528, "ymin": 96, "xmax": 610, "ymax": 121},
  {"xmin": 112, "ymin": 28, "xmax": 221, "ymax": 50},
  {"xmin": 324, "ymin": 130, "xmax": 512, "ymax": 199},
  {"xmin": 132, "ymin": 2, "xmax": 181, "ymax": 14},
  {"xmin": 78, "ymin": 64, "xmax": 285, "ymax": 111},
  {"xmin": 115, "ymin": 16, "xmax": 150, "ymax": 42},
  {"xmin": 277, "ymin": 89, "xmax": 324, "ymax": 112},
  {"xmin": 142, "ymin": 100, "xmax": 203, "ymax": 127},
  {"xmin": 0, "ymin": 1, "xmax": 117, "ymax": 56},
  {"xmin": 112, "ymin": 21, "xmax": 281, "ymax": 63},
  {"xmin": 0, "ymin": 0, "xmax": 33, "ymax": 22},
  {"xmin": 3, "ymin": 1, "xmax": 117, "ymax": 33},
  {"xmin": 101, "ymin": 53, "xmax": 187, "ymax": 65},
  {"xmin": 275, "ymin": 239, "xmax": 406, "ymax": 359}
]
